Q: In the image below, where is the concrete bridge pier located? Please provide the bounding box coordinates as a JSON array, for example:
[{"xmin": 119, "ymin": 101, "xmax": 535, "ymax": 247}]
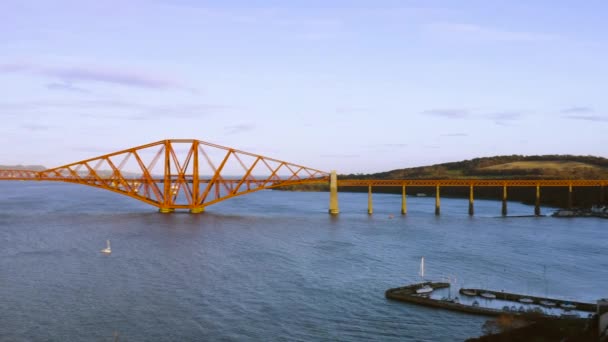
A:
[
  {"xmin": 535, "ymin": 184, "xmax": 541, "ymax": 216},
  {"xmin": 190, "ymin": 207, "xmax": 204, "ymax": 214},
  {"xmin": 568, "ymin": 184, "xmax": 573, "ymax": 209},
  {"xmin": 328, "ymin": 170, "xmax": 339, "ymax": 215},
  {"xmin": 159, "ymin": 208, "xmax": 174, "ymax": 214},
  {"xmin": 600, "ymin": 184, "xmax": 605, "ymax": 205},
  {"xmin": 368, "ymin": 185, "xmax": 373, "ymax": 215},
  {"xmin": 502, "ymin": 185, "xmax": 508, "ymax": 216},
  {"xmin": 401, "ymin": 185, "xmax": 407, "ymax": 215},
  {"xmin": 468, "ymin": 185, "xmax": 474, "ymax": 216},
  {"xmin": 435, "ymin": 185, "xmax": 440, "ymax": 216}
]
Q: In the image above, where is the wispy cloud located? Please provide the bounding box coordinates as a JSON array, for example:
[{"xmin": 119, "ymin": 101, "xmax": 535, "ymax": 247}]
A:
[
  {"xmin": 382, "ymin": 143, "xmax": 408, "ymax": 148},
  {"xmin": 441, "ymin": 133, "xmax": 468, "ymax": 137},
  {"xmin": 0, "ymin": 100, "xmax": 224, "ymax": 120},
  {"xmin": 46, "ymin": 82, "xmax": 90, "ymax": 93},
  {"xmin": 422, "ymin": 109, "xmax": 469, "ymax": 118},
  {"xmin": 21, "ymin": 123, "xmax": 51, "ymax": 131},
  {"xmin": 564, "ymin": 115, "xmax": 608, "ymax": 122},
  {"xmin": 0, "ymin": 62, "xmax": 189, "ymax": 91},
  {"xmin": 320, "ymin": 154, "xmax": 360, "ymax": 158},
  {"xmin": 485, "ymin": 111, "xmax": 523, "ymax": 125},
  {"xmin": 71, "ymin": 145, "xmax": 120, "ymax": 154},
  {"xmin": 362, "ymin": 143, "xmax": 408, "ymax": 152},
  {"xmin": 427, "ymin": 23, "xmax": 558, "ymax": 42},
  {"xmin": 422, "ymin": 107, "xmax": 525, "ymax": 124},
  {"xmin": 559, "ymin": 106, "xmax": 607, "ymax": 122},
  {"xmin": 127, "ymin": 104, "xmax": 222, "ymax": 120},
  {"xmin": 224, "ymin": 123, "xmax": 255, "ymax": 135},
  {"xmin": 336, "ymin": 106, "xmax": 368, "ymax": 115},
  {"xmin": 561, "ymin": 106, "xmax": 593, "ymax": 114},
  {"xmin": 0, "ymin": 99, "xmax": 137, "ymax": 111}
]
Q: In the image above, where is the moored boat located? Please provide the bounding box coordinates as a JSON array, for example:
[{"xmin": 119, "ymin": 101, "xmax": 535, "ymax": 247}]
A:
[
  {"xmin": 480, "ymin": 292, "xmax": 497, "ymax": 299},
  {"xmin": 386, "ymin": 284, "xmax": 564, "ymax": 319},
  {"xmin": 416, "ymin": 284, "xmax": 433, "ymax": 294},
  {"xmin": 459, "ymin": 288, "xmax": 597, "ymax": 313},
  {"xmin": 540, "ymin": 300, "xmax": 557, "ymax": 307},
  {"xmin": 560, "ymin": 302, "xmax": 577, "ymax": 310}
]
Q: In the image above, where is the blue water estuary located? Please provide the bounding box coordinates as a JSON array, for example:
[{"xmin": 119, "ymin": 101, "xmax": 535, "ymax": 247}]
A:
[{"xmin": 1, "ymin": 182, "xmax": 607, "ymax": 341}]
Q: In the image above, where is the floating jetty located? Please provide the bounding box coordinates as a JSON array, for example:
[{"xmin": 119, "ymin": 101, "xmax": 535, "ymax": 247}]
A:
[
  {"xmin": 385, "ymin": 282, "xmax": 594, "ymax": 318},
  {"xmin": 386, "ymin": 282, "xmax": 509, "ymax": 317},
  {"xmin": 459, "ymin": 288, "xmax": 597, "ymax": 313}
]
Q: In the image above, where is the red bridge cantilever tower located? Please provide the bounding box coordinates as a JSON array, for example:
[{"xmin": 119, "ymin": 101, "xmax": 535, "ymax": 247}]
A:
[{"xmin": 0, "ymin": 139, "xmax": 330, "ymax": 213}]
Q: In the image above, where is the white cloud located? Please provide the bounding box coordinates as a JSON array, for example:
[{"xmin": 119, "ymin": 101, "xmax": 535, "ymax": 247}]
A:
[{"xmin": 427, "ymin": 22, "xmax": 558, "ymax": 42}]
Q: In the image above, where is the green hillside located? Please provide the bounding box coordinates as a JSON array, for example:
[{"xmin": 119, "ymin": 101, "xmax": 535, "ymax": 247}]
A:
[{"xmin": 343, "ymin": 155, "xmax": 608, "ymax": 180}]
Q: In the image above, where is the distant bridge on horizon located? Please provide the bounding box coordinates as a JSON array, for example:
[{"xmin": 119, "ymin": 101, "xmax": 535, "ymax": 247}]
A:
[{"xmin": 1, "ymin": 139, "xmax": 606, "ymax": 216}]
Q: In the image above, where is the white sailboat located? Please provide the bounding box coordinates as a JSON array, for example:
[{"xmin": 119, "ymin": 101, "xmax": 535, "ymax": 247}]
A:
[
  {"xmin": 416, "ymin": 257, "xmax": 433, "ymax": 294},
  {"xmin": 101, "ymin": 240, "xmax": 111, "ymax": 254}
]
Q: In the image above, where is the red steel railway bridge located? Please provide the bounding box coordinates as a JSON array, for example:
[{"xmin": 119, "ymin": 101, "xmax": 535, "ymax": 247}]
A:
[{"xmin": 1, "ymin": 139, "xmax": 606, "ymax": 215}]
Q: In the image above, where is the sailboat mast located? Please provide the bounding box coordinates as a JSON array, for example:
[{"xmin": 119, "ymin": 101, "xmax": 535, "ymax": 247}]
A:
[
  {"xmin": 543, "ymin": 265, "xmax": 547, "ymax": 297},
  {"xmin": 420, "ymin": 257, "xmax": 425, "ymax": 279}
]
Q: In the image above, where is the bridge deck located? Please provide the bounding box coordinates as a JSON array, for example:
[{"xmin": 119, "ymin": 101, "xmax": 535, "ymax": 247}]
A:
[
  {"xmin": 337, "ymin": 179, "xmax": 608, "ymax": 187},
  {"xmin": 1, "ymin": 175, "xmax": 606, "ymax": 187}
]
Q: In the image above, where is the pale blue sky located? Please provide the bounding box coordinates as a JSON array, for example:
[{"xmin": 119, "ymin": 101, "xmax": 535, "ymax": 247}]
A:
[{"xmin": 1, "ymin": 0, "xmax": 607, "ymax": 173}]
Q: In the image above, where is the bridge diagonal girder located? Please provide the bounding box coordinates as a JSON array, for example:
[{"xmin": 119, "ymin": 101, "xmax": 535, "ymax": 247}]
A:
[
  {"xmin": 231, "ymin": 156, "xmax": 262, "ymax": 195},
  {"xmin": 131, "ymin": 149, "xmax": 163, "ymax": 202},
  {"xmin": 104, "ymin": 157, "xmax": 132, "ymax": 193}
]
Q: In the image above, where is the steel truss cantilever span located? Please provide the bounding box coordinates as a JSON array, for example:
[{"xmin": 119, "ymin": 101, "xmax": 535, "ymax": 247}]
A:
[{"xmin": 0, "ymin": 139, "xmax": 329, "ymax": 212}]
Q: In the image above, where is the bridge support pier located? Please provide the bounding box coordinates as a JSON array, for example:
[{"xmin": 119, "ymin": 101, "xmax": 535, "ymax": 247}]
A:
[
  {"xmin": 159, "ymin": 208, "xmax": 174, "ymax": 214},
  {"xmin": 502, "ymin": 185, "xmax": 508, "ymax": 216},
  {"xmin": 535, "ymin": 185, "xmax": 541, "ymax": 216},
  {"xmin": 190, "ymin": 207, "xmax": 205, "ymax": 214},
  {"xmin": 435, "ymin": 185, "xmax": 440, "ymax": 216},
  {"xmin": 328, "ymin": 170, "xmax": 340, "ymax": 215},
  {"xmin": 368, "ymin": 185, "xmax": 373, "ymax": 215},
  {"xmin": 601, "ymin": 185, "xmax": 606, "ymax": 205},
  {"xmin": 468, "ymin": 185, "xmax": 474, "ymax": 216},
  {"xmin": 568, "ymin": 184, "xmax": 573, "ymax": 209},
  {"xmin": 401, "ymin": 185, "xmax": 407, "ymax": 215}
]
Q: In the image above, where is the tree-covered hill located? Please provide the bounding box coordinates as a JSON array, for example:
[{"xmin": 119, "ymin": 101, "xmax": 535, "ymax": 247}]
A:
[{"xmin": 342, "ymin": 155, "xmax": 608, "ymax": 180}]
